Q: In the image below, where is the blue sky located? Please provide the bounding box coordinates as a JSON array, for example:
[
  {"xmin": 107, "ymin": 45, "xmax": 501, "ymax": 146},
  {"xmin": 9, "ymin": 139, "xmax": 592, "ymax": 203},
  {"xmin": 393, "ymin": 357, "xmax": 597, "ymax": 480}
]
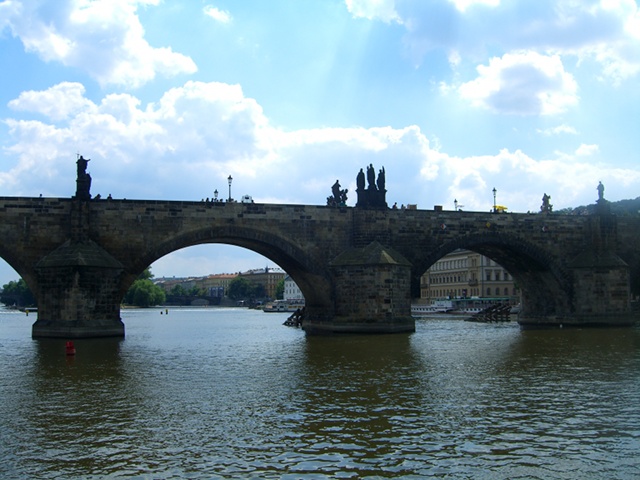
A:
[{"xmin": 1, "ymin": 0, "xmax": 639, "ymax": 284}]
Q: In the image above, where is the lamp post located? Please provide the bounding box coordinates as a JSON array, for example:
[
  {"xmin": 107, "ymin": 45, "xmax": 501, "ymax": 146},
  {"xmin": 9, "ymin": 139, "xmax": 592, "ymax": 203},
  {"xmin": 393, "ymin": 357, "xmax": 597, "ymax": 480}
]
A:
[
  {"xmin": 492, "ymin": 187, "xmax": 497, "ymax": 212},
  {"xmin": 227, "ymin": 175, "xmax": 233, "ymax": 202},
  {"xmin": 454, "ymin": 199, "xmax": 458, "ymax": 211},
  {"xmin": 214, "ymin": 189, "xmax": 218, "ymax": 202}
]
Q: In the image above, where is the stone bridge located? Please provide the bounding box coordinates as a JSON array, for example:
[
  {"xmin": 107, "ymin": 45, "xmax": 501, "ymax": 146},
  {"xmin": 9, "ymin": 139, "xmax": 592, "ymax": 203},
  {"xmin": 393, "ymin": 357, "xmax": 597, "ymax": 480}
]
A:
[{"xmin": 0, "ymin": 196, "xmax": 638, "ymax": 338}]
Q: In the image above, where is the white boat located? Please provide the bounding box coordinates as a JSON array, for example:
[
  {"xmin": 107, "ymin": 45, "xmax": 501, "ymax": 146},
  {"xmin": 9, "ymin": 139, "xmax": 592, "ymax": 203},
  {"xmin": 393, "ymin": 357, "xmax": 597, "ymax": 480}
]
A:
[
  {"xmin": 263, "ymin": 300, "xmax": 299, "ymax": 313},
  {"xmin": 411, "ymin": 300, "xmax": 455, "ymax": 315},
  {"xmin": 412, "ymin": 297, "xmax": 517, "ymax": 316}
]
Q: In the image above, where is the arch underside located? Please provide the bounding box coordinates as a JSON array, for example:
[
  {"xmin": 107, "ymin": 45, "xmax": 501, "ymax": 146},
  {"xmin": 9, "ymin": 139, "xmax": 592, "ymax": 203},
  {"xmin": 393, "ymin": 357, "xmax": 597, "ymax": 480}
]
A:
[
  {"xmin": 126, "ymin": 226, "xmax": 334, "ymax": 308},
  {"xmin": 415, "ymin": 233, "xmax": 574, "ymax": 317}
]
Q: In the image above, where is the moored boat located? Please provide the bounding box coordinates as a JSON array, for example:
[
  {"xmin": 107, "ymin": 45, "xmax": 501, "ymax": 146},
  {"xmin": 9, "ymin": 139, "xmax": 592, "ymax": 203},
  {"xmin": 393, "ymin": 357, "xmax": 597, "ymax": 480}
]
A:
[{"xmin": 263, "ymin": 300, "xmax": 299, "ymax": 313}]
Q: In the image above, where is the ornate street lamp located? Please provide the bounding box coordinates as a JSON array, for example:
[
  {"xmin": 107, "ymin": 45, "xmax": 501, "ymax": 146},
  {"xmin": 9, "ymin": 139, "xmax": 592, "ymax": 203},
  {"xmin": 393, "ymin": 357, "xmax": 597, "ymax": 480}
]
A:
[
  {"xmin": 492, "ymin": 187, "xmax": 497, "ymax": 212},
  {"xmin": 228, "ymin": 175, "xmax": 233, "ymax": 202}
]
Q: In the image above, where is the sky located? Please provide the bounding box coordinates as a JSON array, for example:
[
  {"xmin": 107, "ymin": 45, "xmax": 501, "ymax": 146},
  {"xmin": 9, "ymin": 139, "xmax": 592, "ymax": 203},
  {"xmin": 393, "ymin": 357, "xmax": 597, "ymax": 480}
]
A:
[{"xmin": 1, "ymin": 0, "xmax": 639, "ymax": 284}]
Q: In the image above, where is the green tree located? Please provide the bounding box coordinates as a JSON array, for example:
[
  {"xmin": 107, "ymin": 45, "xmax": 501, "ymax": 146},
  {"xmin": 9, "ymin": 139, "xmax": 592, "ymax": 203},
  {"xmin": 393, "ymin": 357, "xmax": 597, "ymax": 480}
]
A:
[
  {"xmin": 170, "ymin": 284, "xmax": 187, "ymax": 296},
  {"xmin": 137, "ymin": 268, "xmax": 154, "ymax": 281},
  {"xmin": 124, "ymin": 279, "xmax": 166, "ymax": 307},
  {"xmin": 1, "ymin": 278, "xmax": 36, "ymax": 307},
  {"xmin": 187, "ymin": 285, "xmax": 205, "ymax": 296},
  {"xmin": 123, "ymin": 267, "xmax": 166, "ymax": 307},
  {"xmin": 227, "ymin": 277, "xmax": 251, "ymax": 300},
  {"xmin": 274, "ymin": 279, "xmax": 285, "ymax": 300},
  {"xmin": 250, "ymin": 283, "xmax": 266, "ymax": 299}
]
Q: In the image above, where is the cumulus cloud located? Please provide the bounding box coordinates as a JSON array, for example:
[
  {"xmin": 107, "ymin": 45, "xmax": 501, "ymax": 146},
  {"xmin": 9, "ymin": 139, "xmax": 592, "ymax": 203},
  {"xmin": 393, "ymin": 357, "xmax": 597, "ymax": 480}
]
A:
[
  {"xmin": 2, "ymin": 80, "xmax": 638, "ymax": 213},
  {"xmin": 8, "ymin": 82, "xmax": 95, "ymax": 121},
  {"xmin": 345, "ymin": 0, "xmax": 640, "ymax": 85},
  {"xmin": 575, "ymin": 143, "xmax": 599, "ymax": 156},
  {"xmin": 0, "ymin": 0, "xmax": 197, "ymax": 88},
  {"xmin": 203, "ymin": 5, "xmax": 232, "ymax": 24},
  {"xmin": 458, "ymin": 52, "xmax": 579, "ymax": 115}
]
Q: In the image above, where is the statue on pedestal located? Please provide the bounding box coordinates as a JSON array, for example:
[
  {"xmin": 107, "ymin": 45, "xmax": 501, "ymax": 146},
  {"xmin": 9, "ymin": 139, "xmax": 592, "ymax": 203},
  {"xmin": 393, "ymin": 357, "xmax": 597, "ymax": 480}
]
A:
[{"xmin": 75, "ymin": 155, "xmax": 92, "ymax": 200}]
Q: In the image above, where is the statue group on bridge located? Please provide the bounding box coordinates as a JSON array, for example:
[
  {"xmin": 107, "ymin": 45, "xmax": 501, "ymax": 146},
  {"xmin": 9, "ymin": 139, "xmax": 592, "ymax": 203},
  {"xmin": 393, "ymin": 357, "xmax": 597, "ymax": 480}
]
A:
[
  {"xmin": 327, "ymin": 180, "xmax": 348, "ymax": 207},
  {"xmin": 356, "ymin": 164, "xmax": 387, "ymax": 209},
  {"xmin": 327, "ymin": 164, "xmax": 388, "ymax": 209}
]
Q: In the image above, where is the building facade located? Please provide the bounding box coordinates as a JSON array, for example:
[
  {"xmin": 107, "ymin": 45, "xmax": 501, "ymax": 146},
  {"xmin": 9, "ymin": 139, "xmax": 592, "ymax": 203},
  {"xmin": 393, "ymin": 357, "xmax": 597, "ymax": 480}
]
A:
[
  {"xmin": 420, "ymin": 249, "xmax": 519, "ymax": 302},
  {"xmin": 238, "ymin": 267, "xmax": 285, "ymax": 299},
  {"xmin": 283, "ymin": 275, "xmax": 305, "ymax": 303}
]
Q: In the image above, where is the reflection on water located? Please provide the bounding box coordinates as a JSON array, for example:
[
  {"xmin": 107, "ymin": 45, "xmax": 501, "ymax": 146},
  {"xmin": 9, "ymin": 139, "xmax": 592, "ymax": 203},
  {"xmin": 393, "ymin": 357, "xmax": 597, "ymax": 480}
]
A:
[{"xmin": 1, "ymin": 308, "xmax": 639, "ymax": 479}]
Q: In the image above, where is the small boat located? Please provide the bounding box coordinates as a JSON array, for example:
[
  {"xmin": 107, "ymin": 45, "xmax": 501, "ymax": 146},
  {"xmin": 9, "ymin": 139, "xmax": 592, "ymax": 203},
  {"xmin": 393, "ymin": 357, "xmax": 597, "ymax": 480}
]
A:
[{"xmin": 263, "ymin": 300, "xmax": 298, "ymax": 313}]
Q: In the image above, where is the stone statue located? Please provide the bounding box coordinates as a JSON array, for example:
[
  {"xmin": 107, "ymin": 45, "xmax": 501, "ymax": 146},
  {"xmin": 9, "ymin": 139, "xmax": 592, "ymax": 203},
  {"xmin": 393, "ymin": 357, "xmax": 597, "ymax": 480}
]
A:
[
  {"xmin": 540, "ymin": 193, "xmax": 552, "ymax": 213},
  {"xmin": 77, "ymin": 155, "xmax": 89, "ymax": 177},
  {"xmin": 332, "ymin": 180, "xmax": 341, "ymax": 201},
  {"xmin": 597, "ymin": 181, "xmax": 605, "ymax": 201},
  {"xmin": 356, "ymin": 168, "xmax": 365, "ymax": 191},
  {"xmin": 75, "ymin": 155, "xmax": 92, "ymax": 200},
  {"xmin": 327, "ymin": 180, "xmax": 348, "ymax": 207},
  {"xmin": 367, "ymin": 164, "xmax": 375, "ymax": 189},
  {"xmin": 377, "ymin": 167, "xmax": 385, "ymax": 191}
]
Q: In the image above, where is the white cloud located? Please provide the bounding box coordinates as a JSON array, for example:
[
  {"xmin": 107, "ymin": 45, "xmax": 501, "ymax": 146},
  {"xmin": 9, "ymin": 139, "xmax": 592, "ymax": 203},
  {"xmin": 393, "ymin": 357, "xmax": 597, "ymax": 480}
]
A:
[
  {"xmin": 575, "ymin": 143, "xmax": 599, "ymax": 156},
  {"xmin": 203, "ymin": 5, "xmax": 232, "ymax": 24},
  {"xmin": 345, "ymin": 0, "xmax": 401, "ymax": 23},
  {"xmin": 2, "ymin": 80, "xmax": 638, "ymax": 213},
  {"xmin": 8, "ymin": 82, "xmax": 95, "ymax": 121},
  {"xmin": 353, "ymin": 0, "xmax": 640, "ymax": 84},
  {"xmin": 0, "ymin": 0, "xmax": 197, "ymax": 88},
  {"xmin": 537, "ymin": 124, "xmax": 578, "ymax": 136},
  {"xmin": 447, "ymin": 0, "xmax": 500, "ymax": 13},
  {"xmin": 458, "ymin": 51, "xmax": 579, "ymax": 115}
]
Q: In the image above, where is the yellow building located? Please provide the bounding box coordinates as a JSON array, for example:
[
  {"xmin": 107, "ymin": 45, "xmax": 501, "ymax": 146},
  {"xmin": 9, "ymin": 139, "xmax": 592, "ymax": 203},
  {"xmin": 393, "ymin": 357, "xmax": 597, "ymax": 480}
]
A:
[
  {"xmin": 238, "ymin": 267, "xmax": 285, "ymax": 299},
  {"xmin": 420, "ymin": 249, "xmax": 519, "ymax": 302}
]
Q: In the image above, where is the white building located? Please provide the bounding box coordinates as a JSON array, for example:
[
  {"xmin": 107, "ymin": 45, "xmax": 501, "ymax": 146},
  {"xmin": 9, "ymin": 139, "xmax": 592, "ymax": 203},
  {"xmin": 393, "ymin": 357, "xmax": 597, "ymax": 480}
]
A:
[{"xmin": 283, "ymin": 275, "xmax": 305, "ymax": 304}]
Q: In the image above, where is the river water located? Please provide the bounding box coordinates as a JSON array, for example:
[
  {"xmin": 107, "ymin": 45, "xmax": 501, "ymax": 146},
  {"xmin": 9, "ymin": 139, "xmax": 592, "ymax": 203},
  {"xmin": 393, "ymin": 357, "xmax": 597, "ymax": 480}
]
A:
[{"xmin": 1, "ymin": 307, "xmax": 639, "ymax": 479}]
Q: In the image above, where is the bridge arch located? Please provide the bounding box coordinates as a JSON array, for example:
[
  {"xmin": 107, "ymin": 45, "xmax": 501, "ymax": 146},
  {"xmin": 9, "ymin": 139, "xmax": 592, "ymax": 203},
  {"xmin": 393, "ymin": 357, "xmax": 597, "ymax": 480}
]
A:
[
  {"xmin": 0, "ymin": 251, "xmax": 37, "ymax": 301},
  {"xmin": 124, "ymin": 224, "xmax": 334, "ymax": 309},
  {"xmin": 413, "ymin": 232, "xmax": 573, "ymax": 316}
]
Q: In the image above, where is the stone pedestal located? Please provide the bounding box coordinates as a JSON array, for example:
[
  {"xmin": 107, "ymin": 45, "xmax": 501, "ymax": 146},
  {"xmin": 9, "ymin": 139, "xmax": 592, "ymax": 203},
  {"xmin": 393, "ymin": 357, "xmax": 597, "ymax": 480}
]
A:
[
  {"xmin": 31, "ymin": 240, "xmax": 125, "ymax": 338},
  {"xmin": 303, "ymin": 241, "xmax": 414, "ymax": 334}
]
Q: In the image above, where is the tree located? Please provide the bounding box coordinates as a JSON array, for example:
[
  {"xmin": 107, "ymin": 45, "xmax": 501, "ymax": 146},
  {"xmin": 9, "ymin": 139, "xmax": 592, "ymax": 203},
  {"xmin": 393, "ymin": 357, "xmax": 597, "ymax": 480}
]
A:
[
  {"xmin": 1, "ymin": 278, "xmax": 36, "ymax": 307},
  {"xmin": 275, "ymin": 279, "xmax": 285, "ymax": 300},
  {"xmin": 123, "ymin": 267, "xmax": 166, "ymax": 307},
  {"xmin": 250, "ymin": 283, "xmax": 266, "ymax": 299},
  {"xmin": 170, "ymin": 284, "xmax": 187, "ymax": 296},
  {"xmin": 123, "ymin": 279, "xmax": 166, "ymax": 307},
  {"xmin": 187, "ymin": 285, "xmax": 205, "ymax": 296},
  {"xmin": 227, "ymin": 277, "xmax": 251, "ymax": 300}
]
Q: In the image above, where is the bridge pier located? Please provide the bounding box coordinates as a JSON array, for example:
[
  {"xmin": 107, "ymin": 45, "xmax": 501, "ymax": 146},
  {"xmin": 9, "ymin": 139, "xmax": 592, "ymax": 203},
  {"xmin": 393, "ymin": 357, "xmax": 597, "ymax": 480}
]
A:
[
  {"xmin": 518, "ymin": 211, "xmax": 635, "ymax": 327},
  {"xmin": 31, "ymin": 240, "xmax": 125, "ymax": 338},
  {"xmin": 303, "ymin": 242, "xmax": 415, "ymax": 334}
]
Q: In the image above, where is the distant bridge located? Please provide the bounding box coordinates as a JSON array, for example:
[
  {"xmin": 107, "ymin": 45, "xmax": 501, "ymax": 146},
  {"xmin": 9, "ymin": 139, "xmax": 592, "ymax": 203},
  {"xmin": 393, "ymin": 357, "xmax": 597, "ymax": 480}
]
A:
[{"xmin": 0, "ymin": 196, "xmax": 637, "ymax": 337}]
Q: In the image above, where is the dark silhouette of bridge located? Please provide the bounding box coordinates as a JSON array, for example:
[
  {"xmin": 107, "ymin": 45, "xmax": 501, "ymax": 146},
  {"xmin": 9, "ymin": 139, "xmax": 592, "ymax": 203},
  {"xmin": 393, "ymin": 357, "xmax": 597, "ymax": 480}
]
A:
[{"xmin": 0, "ymin": 195, "xmax": 637, "ymax": 338}]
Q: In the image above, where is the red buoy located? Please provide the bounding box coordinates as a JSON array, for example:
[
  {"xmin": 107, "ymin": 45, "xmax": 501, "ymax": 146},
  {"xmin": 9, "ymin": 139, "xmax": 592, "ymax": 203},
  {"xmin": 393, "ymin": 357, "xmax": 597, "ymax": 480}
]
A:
[{"xmin": 65, "ymin": 341, "xmax": 76, "ymax": 356}]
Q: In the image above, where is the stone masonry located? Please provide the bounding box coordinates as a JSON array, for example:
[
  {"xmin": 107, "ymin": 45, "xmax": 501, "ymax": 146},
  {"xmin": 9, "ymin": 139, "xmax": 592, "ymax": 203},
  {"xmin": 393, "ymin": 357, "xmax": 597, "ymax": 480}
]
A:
[{"xmin": 0, "ymin": 196, "xmax": 637, "ymax": 337}]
